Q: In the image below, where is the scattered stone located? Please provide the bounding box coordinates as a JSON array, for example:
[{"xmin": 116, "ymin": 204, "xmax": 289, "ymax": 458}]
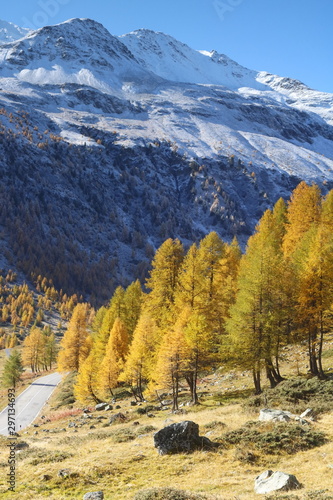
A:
[
  {"xmin": 131, "ymin": 401, "xmax": 137, "ymax": 406},
  {"xmin": 259, "ymin": 409, "xmax": 294, "ymax": 422},
  {"xmin": 58, "ymin": 469, "xmax": 71, "ymax": 479},
  {"xmin": 83, "ymin": 408, "xmax": 91, "ymax": 413},
  {"xmin": 33, "ymin": 424, "xmax": 39, "ymax": 428},
  {"xmin": 300, "ymin": 408, "xmax": 315, "ymax": 420},
  {"xmin": 83, "ymin": 492, "xmax": 104, "ymax": 500},
  {"xmin": 115, "ymin": 405, "xmax": 121, "ymax": 409},
  {"xmin": 90, "ymin": 425, "xmax": 96, "ymax": 429},
  {"xmin": 154, "ymin": 420, "xmax": 217, "ymax": 456},
  {"xmin": 41, "ymin": 474, "xmax": 52, "ymax": 481},
  {"xmin": 16, "ymin": 441, "xmax": 29, "ymax": 450},
  {"xmin": 294, "ymin": 416, "xmax": 310, "ymax": 425},
  {"xmin": 68, "ymin": 422, "xmax": 76, "ymax": 428},
  {"xmin": 161, "ymin": 399, "xmax": 172, "ymax": 406},
  {"xmin": 109, "ymin": 413, "xmax": 127, "ymax": 425},
  {"xmin": 95, "ymin": 403, "xmax": 109, "ymax": 411},
  {"xmin": 254, "ymin": 470, "xmax": 301, "ymax": 494},
  {"xmin": 34, "ymin": 431, "xmax": 38, "ymax": 435},
  {"xmin": 133, "ymin": 421, "xmax": 140, "ymax": 426},
  {"xmin": 105, "ymin": 405, "xmax": 113, "ymax": 411}
]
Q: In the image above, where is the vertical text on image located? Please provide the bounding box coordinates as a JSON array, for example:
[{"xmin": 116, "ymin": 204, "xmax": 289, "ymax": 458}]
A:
[{"xmin": 7, "ymin": 388, "xmax": 17, "ymax": 492}]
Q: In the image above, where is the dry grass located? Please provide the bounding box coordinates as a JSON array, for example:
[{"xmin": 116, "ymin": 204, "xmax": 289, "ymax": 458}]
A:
[
  {"xmin": 0, "ymin": 341, "xmax": 332, "ymax": 499},
  {"xmin": 0, "ymin": 399, "xmax": 332, "ymax": 499}
]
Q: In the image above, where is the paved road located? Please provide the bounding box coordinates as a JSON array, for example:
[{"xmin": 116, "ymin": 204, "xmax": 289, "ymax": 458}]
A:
[{"xmin": 0, "ymin": 372, "xmax": 63, "ymax": 435}]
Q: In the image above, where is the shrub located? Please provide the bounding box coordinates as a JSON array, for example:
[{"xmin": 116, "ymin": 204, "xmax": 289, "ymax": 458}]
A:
[
  {"xmin": 134, "ymin": 488, "xmax": 215, "ymax": 500},
  {"xmin": 53, "ymin": 372, "xmax": 76, "ymax": 409},
  {"xmin": 111, "ymin": 428, "xmax": 136, "ymax": 443},
  {"xmin": 137, "ymin": 405, "xmax": 157, "ymax": 415},
  {"xmin": 218, "ymin": 421, "xmax": 327, "ymax": 454},
  {"xmin": 27, "ymin": 450, "xmax": 73, "ymax": 465},
  {"xmin": 203, "ymin": 421, "xmax": 226, "ymax": 431},
  {"xmin": 246, "ymin": 377, "xmax": 333, "ymax": 416}
]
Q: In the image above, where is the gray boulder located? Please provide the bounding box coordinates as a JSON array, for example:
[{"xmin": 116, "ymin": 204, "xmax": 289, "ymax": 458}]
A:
[
  {"xmin": 95, "ymin": 403, "xmax": 109, "ymax": 411},
  {"xmin": 57, "ymin": 469, "xmax": 71, "ymax": 478},
  {"xmin": 15, "ymin": 442, "xmax": 29, "ymax": 450},
  {"xmin": 83, "ymin": 492, "xmax": 104, "ymax": 500},
  {"xmin": 259, "ymin": 409, "xmax": 294, "ymax": 422},
  {"xmin": 83, "ymin": 491, "xmax": 104, "ymax": 500},
  {"xmin": 255, "ymin": 470, "xmax": 301, "ymax": 494},
  {"xmin": 109, "ymin": 412, "xmax": 127, "ymax": 424},
  {"xmin": 154, "ymin": 420, "xmax": 216, "ymax": 456}
]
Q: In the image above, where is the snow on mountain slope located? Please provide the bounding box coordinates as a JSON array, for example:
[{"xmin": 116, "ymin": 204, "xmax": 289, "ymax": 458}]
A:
[
  {"xmin": 0, "ymin": 18, "xmax": 161, "ymax": 92},
  {"xmin": 1, "ymin": 18, "xmax": 333, "ymax": 299},
  {"xmin": 120, "ymin": 29, "xmax": 333, "ymax": 127},
  {"xmin": 120, "ymin": 29, "xmax": 265, "ymax": 90},
  {"xmin": 0, "ymin": 18, "xmax": 332, "ymax": 186},
  {"xmin": 0, "ymin": 20, "xmax": 30, "ymax": 44}
]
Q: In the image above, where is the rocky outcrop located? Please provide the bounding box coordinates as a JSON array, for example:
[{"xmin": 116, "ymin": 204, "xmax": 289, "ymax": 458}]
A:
[
  {"xmin": 259, "ymin": 409, "xmax": 294, "ymax": 422},
  {"xmin": 109, "ymin": 413, "xmax": 127, "ymax": 425},
  {"xmin": 83, "ymin": 492, "xmax": 104, "ymax": 500},
  {"xmin": 259, "ymin": 408, "xmax": 312, "ymax": 425},
  {"xmin": 255, "ymin": 470, "xmax": 301, "ymax": 494},
  {"xmin": 154, "ymin": 421, "xmax": 216, "ymax": 456}
]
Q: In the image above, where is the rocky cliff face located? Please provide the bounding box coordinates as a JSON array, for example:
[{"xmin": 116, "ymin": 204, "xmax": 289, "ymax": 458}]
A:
[{"xmin": 0, "ymin": 18, "xmax": 332, "ymax": 303}]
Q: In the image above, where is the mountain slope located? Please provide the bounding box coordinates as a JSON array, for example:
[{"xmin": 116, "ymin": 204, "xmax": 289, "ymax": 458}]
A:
[
  {"xmin": 0, "ymin": 20, "xmax": 30, "ymax": 44},
  {"xmin": 0, "ymin": 18, "xmax": 332, "ymax": 302}
]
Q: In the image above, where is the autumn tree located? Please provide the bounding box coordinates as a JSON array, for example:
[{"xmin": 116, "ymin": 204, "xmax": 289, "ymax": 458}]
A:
[
  {"xmin": 151, "ymin": 310, "xmax": 190, "ymax": 410},
  {"xmin": 227, "ymin": 209, "xmax": 288, "ymax": 393},
  {"xmin": 197, "ymin": 232, "xmax": 225, "ymax": 336},
  {"xmin": 144, "ymin": 238, "xmax": 184, "ymax": 329},
  {"xmin": 74, "ymin": 350, "xmax": 102, "ymax": 404},
  {"xmin": 119, "ymin": 313, "xmax": 158, "ymax": 401},
  {"xmin": 22, "ymin": 327, "xmax": 46, "ymax": 372},
  {"xmin": 297, "ymin": 191, "xmax": 333, "ymax": 377},
  {"xmin": 183, "ymin": 309, "xmax": 215, "ymax": 403},
  {"xmin": 123, "ymin": 280, "xmax": 143, "ymax": 339},
  {"xmin": 98, "ymin": 318, "xmax": 129, "ymax": 398},
  {"xmin": 283, "ymin": 181, "xmax": 321, "ymax": 259},
  {"xmin": 57, "ymin": 303, "xmax": 92, "ymax": 372}
]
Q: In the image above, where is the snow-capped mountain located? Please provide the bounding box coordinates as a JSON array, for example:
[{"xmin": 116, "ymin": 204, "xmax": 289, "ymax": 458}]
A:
[
  {"xmin": 0, "ymin": 20, "xmax": 30, "ymax": 43},
  {"xmin": 0, "ymin": 18, "xmax": 332, "ymax": 301}
]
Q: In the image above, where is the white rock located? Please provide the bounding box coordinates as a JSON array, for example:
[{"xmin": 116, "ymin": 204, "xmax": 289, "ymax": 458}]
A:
[
  {"xmin": 255, "ymin": 470, "xmax": 301, "ymax": 494},
  {"xmin": 259, "ymin": 409, "xmax": 294, "ymax": 422},
  {"xmin": 300, "ymin": 408, "xmax": 315, "ymax": 420}
]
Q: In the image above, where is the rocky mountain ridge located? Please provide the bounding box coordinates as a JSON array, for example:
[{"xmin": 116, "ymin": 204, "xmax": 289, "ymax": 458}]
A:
[{"xmin": 0, "ymin": 18, "xmax": 332, "ymax": 302}]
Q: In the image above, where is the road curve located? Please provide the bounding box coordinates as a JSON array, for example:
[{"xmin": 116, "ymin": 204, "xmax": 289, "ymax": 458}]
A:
[{"xmin": 0, "ymin": 372, "xmax": 63, "ymax": 435}]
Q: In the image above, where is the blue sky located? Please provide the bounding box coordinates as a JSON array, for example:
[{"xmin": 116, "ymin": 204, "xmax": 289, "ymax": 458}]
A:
[{"xmin": 1, "ymin": 0, "xmax": 332, "ymax": 92}]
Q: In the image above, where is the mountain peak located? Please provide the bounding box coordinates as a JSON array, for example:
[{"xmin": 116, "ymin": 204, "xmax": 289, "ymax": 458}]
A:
[
  {"xmin": 0, "ymin": 19, "xmax": 30, "ymax": 44},
  {"xmin": 120, "ymin": 29, "xmax": 259, "ymax": 88}
]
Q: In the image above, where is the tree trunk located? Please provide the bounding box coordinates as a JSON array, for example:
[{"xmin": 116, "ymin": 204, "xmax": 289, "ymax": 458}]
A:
[
  {"xmin": 317, "ymin": 318, "xmax": 326, "ymax": 379},
  {"xmin": 253, "ymin": 368, "xmax": 261, "ymax": 395},
  {"xmin": 185, "ymin": 373, "xmax": 195, "ymax": 401},
  {"xmin": 172, "ymin": 373, "xmax": 179, "ymax": 412}
]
